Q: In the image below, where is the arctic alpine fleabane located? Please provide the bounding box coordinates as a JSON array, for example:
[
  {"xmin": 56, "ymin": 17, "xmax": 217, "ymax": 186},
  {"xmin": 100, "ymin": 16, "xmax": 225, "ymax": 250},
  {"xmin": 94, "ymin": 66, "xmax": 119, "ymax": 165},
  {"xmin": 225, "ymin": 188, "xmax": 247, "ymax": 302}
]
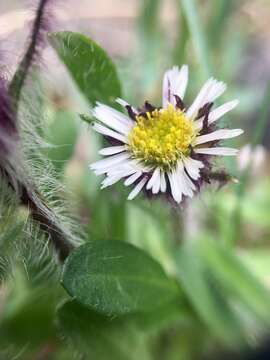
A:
[{"xmin": 90, "ymin": 65, "xmax": 243, "ymax": 204}]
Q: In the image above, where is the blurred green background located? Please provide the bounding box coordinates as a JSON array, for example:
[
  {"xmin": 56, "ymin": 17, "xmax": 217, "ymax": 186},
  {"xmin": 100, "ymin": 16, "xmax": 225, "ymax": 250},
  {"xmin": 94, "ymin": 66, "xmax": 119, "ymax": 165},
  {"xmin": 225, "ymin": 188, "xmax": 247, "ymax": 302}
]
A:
[{"xmin": 1, "ymin": 0, "xmax": 270, "ymax": 359}]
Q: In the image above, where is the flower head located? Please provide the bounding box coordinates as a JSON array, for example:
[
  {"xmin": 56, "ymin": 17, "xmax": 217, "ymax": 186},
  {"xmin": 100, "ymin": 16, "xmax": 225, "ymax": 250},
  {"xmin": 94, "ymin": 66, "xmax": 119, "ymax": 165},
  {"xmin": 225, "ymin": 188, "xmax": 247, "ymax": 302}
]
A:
[{"xmin": 90, "ymin": 65, "xmax": 243, "ymax": 204}]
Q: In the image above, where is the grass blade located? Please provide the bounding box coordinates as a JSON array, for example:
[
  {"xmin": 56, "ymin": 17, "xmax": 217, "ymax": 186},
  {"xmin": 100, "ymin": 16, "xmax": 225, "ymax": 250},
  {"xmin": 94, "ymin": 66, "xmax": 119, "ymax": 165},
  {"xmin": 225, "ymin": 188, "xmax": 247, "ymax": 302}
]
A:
[{"xmin": 178, "ymin": 0, "xmax": 211, "ymax": 78}]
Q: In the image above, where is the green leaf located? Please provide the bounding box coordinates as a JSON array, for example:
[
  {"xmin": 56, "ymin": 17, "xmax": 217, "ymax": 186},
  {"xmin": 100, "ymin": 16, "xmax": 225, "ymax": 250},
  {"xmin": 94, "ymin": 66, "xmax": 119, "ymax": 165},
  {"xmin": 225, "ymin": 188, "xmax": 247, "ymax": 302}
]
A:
[
  {"xmin": 57, "ymin": 300, "xmax": 151, "ymax": 360},
  {"xmin": 48, "ymin": 31, "xmax": 122, "ymax": 106},
  {"xmin": 62, "ymin": 240, "xmax": 181, "ymax": 315}
]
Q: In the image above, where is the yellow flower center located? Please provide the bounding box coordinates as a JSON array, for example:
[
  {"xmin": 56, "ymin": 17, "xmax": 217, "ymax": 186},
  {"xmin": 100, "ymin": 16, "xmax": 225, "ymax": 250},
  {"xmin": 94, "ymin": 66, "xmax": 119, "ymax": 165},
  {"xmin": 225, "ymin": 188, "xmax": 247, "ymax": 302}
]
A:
[{"xmin": 128, "ymin": 104, "xmax": 197, "ymax": 171}]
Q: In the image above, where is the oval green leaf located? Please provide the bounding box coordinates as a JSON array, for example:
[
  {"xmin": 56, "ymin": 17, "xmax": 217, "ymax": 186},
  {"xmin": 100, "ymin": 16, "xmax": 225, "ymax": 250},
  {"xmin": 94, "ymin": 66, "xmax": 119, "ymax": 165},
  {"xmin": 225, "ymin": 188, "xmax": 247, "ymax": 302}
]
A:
[
  {"xmin": 48, "ymin": 31, "xmax": 121, "ymax": 106},
  {"xmin": 62, "ymin": 240, "xmax": 180, "ymax": 315}
]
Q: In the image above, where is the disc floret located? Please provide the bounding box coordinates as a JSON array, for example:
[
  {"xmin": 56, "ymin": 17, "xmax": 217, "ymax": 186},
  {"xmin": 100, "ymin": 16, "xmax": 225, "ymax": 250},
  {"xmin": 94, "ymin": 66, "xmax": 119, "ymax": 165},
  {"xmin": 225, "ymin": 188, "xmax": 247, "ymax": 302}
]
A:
[{"xmin": 128, "ymin": 104, "xmax": 196, "ymax": 170}]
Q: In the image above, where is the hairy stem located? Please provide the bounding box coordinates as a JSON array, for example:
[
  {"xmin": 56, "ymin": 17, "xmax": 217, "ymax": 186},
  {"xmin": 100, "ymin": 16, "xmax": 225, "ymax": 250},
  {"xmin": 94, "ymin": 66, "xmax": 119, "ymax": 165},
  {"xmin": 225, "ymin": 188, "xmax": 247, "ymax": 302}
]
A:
[
  {"xmin": 1, "ymin": 1, "xmax": 73, "ymax": 261},
  {"xmin": 20, "ymin": 182, "xmax": 74, "ymax": 261},
  {"xmin": 2, "ymin": 168, "xmax": 74, "ymax": 261},
  {"xmin": 9, "ymin": 0, "xmax": 50, "ymax": 110}
]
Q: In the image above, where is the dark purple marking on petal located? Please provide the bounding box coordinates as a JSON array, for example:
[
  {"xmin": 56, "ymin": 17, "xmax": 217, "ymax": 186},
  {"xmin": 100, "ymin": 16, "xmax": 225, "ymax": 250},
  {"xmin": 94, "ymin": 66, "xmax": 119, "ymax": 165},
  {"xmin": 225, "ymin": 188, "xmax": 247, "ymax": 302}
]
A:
[
  {"xmin": 138, "ymin": 111, "xmax": 147, "ymax": 118},
  {"xmin": 104, "ymin": 135, "xmax": 125, "ymax": 147},
  {"xmin": 174, "ymin": 95, "xmax": 185, "ymax": 110},
  {"xmin": 125, "ymin": 105, "xmax": 137, "ymax": 121},
  {"xmin": 136, "ymin": 102, "xmax": 161, "ymax": 119},
  {"xmin": 167, "ymin": 78, "xmax": 171, "ymax": 104},
  {"xmin": 196, "ymin": 102, "xmax": 214, "ymax": 121},
  {"xmin": 196, "ymin": 102, "xmax": 214, "ymax": 135},
  {"xmin": 188, "ymin": 145, "xmax": 196, "ymax": 158},
  {"xmin": 144, "ymin": 101, "xmax": 156, "ymax": 113}
]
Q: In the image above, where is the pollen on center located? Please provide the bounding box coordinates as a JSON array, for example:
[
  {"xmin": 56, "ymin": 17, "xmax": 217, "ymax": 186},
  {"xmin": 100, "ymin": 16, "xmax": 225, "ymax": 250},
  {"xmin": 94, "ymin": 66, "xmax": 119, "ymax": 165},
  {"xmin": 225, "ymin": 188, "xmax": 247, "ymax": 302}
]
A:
[{"xmin": 128, "ymin": 104, "xmax": 196, "ymax": 170}]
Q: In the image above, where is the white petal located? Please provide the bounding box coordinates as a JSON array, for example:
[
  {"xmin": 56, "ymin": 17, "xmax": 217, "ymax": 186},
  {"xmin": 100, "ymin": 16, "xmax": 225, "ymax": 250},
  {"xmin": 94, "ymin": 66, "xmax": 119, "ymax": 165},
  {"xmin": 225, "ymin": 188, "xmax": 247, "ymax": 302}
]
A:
[
  {"xmin": 195, "ymin": 129, "xmax": 244, "ymax": 145},
  {"xmin": 146, "ymin": 168, "xmax": 160, "ymax": 190},
  {"xmin": 162, "ymin": 65, "xmax": 189, "ymax": 108},
  {"xmin": 96, "ymin": 102, "xmax": 134, "ymax": 126},
  {"xmin": 128, "ymin": 177, "xmax": 147, "ymax": 200},
  {"xmin": 101, "ymin": 175, "xmax": 122, "ymax": 189},
  {"xmin": 176, "ymin": 162, "xmax": 193, "ymax": 198},
  {"xmin": 124, "ymin": 171, "xmax": 142, "ymax": 186},
  {"xmin": 206, "ymin": 80, "xmax": 226, "ymax": 103},
  {"xmin": 115, "ymin": 98, "xmax": 130, "ymax": 107},
  {"xmin": 93, "ymin": 109, "xmax": 130, "ymax": 135},
  {"xmin": 152, "ymin": 169, "xmax": 161, "ymax": 194},
  {"xmin": 160, "ymin": 172, "xmax": 166, "ymax": 193},
  {"xmin": 128, "ymin": 160, "xmax": 153, "ymax": 173},
  {"xmin": 92, "ymin": 123, "xmax": 128, "ymax": 143},
  {"xmin": 195, "ymin": 99, "xmax": 239, "ymax": 130},
  {"xmin": 168, "ymin": 171, "xmax": 182, "ymax": 203},
  {"xmin": 183, "ymin": 172, "xmax": 196, "ymax": 191},
  {"xmin": 90, "ymin": 153, "xmax": 130, "ymax": 171},
  {"xmin": 182, "ymin": 157, "xmax": 204, "ymax": 180},
  {"xmin": 187, "ymin": 78, "xmax": 226, "ymax": 119},
  {"xmin": 115, "ymin": 98, "xmax": 138, "ymax": 114},
  {"xmin": 209, "ymin": 99, "xmax": 238, "ymax": 122},
  {"xmin": 106, "ymin": 167, "xmax": 136, "ymax": 178},
  {"xmin": 105, "ymin": 160, "xmax": 136, "ymax": 175},
  {"xmin": 195, "ymin": 147, "xmax": 239, "ymax": 156},
  {"xmin": 99, "ymin": 145, "xmax": 126, "ymax": 156},
  {"xmin": 186, "ymin": 78, "xmax": 215, "ymax": 119},
  {"xmin": 93, "ymin": 102, "xmax": 134, "ymax": 132},
  {"xmin": 108, "ymin": 159, "xmax": 149, "ymax": 177}
]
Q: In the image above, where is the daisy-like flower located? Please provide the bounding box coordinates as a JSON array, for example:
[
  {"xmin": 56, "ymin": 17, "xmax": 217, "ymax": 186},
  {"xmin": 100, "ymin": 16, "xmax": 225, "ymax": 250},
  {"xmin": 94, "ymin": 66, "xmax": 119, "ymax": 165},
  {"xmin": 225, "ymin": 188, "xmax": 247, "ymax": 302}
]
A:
[{"xmin": 90, "ymin": 65, "xmax": 243, "ymax": 204}]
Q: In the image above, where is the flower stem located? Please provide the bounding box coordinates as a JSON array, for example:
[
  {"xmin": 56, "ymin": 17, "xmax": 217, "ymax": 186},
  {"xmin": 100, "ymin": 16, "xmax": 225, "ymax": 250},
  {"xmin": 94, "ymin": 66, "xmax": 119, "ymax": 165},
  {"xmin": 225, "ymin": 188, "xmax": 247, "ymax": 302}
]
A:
[
  {"xmin": 9, "ymin": 0, "xmax": 50, "ymax": 111},
  {"xmin": 20, "ymin": 184, "xmax": 74, "ymax": 261}
]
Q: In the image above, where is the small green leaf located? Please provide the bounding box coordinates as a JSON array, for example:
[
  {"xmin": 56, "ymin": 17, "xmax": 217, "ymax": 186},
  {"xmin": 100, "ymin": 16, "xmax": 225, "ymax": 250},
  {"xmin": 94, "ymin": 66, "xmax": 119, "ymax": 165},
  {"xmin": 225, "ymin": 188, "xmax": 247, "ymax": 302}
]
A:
[
  {"xmin": 62, "ymin": 240, "xmax": 180, "ymax": 315},
  {"xmin": 48, "ymin": 31, "xmax": 122, "ymax": 106}
]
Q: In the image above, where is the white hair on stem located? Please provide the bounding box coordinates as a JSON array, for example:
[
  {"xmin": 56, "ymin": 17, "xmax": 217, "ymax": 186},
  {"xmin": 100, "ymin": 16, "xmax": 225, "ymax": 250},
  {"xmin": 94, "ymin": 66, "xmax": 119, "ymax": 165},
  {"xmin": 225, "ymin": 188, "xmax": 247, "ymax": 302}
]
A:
[{"xmin": 1, "ymin": 73, "xmax": 83, "ymax": 264}]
